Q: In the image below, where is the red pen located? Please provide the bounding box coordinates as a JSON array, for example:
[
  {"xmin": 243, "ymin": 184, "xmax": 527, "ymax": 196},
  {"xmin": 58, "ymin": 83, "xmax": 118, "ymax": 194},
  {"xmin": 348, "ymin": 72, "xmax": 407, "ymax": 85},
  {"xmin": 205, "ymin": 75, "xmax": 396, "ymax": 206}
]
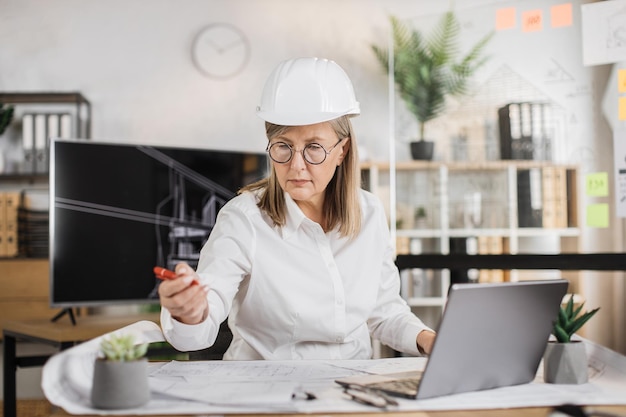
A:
[{"xmin": 153, "ymin": 266, "xmax": 199, "ymax": 286}]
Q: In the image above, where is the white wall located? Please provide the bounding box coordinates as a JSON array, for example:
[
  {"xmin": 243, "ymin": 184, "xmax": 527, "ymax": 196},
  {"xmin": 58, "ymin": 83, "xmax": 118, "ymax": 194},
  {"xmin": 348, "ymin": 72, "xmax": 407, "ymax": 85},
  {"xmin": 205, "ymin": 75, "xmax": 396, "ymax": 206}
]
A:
[{"xmin": 0, "ymin": 0, "xmax": 602, "ymax": 160}]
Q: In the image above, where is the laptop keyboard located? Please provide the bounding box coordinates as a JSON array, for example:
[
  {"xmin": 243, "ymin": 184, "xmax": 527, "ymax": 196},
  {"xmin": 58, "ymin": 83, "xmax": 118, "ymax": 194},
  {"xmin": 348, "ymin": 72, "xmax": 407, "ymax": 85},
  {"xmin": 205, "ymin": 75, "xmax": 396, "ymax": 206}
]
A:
[{"xmin": 365, "ymin": 377, "xmax": 421, "ymax": 398}]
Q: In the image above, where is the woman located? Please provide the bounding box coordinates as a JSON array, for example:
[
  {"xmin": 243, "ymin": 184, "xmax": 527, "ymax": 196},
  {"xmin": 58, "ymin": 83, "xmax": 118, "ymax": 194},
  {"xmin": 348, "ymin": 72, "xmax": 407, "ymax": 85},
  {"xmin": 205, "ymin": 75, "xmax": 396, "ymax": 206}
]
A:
[{"xmin": 158, "ymin": 57, "xmax": 436, "ymax": 360}]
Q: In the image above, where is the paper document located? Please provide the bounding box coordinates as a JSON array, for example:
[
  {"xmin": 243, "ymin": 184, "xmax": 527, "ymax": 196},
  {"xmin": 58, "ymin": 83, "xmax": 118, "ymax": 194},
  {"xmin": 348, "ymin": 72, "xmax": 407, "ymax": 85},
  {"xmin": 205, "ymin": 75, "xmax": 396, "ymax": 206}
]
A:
[{"xmin": 42, "ymin": 321, "xmax": 626, "ymax": 415}]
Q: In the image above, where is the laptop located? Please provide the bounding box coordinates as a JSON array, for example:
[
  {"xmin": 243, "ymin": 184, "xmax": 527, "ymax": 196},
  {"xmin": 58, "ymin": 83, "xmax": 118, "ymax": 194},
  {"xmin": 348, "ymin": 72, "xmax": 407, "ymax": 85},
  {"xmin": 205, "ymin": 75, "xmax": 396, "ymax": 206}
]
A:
[{"xmin": 336, "ymin": 279, "xmax": 568, "ymax": 400}]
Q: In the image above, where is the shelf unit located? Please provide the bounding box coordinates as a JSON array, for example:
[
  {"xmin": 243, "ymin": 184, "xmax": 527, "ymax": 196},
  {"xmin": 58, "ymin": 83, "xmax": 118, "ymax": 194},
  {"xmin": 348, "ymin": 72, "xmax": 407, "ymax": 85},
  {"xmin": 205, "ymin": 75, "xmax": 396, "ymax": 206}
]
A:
[
  {"xmin": 0, "ymin": 92, "xmax": 91, "ymax": 139},
  {"xmin": 361, "ymin": 160, "xmax": 581, "ymax": 327},
  {"xmin": 0, "ymin": 92, "xmax": 91, "ymax": 327},
  {"xmin": 0, "ymin": 92, "xmax": 91, "ymax": 176}
]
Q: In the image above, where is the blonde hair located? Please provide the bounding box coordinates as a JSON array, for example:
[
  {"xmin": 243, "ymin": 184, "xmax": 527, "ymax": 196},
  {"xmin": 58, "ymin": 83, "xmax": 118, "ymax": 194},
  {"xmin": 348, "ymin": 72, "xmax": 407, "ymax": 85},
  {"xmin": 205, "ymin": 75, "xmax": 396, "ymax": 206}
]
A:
[{"xmin": 241, "ymin": 116, "xmax": 362, "ymax": 238}]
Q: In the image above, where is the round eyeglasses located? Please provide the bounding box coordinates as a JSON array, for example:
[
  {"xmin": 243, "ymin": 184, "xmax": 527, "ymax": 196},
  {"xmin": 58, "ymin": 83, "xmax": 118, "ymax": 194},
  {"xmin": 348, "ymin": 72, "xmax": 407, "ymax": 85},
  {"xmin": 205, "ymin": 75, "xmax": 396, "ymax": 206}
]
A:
[{"xmin": 266, "ymin": 138, "xmax": 344, "ymax": 165}]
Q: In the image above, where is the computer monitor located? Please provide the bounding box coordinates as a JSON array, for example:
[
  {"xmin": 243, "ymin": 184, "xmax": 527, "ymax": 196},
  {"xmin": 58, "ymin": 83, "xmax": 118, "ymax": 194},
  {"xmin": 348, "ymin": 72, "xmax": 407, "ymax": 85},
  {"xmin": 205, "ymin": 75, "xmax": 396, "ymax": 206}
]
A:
[{"xmin": 49, "ymin": 139, "xmax": 267, "ymax": 308}]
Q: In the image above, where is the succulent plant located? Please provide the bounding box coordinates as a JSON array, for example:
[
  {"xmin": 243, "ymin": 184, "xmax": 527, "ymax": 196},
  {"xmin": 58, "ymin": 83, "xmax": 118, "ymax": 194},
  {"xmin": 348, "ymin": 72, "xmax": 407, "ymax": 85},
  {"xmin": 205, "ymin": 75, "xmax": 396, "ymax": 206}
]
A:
[
  {"xmin": 553, "ymin": 295, "xmax": 600, "ymax": 343},
  {"xmin": 99, "ymin": 333, "xmax": 148, "ymax": 361}
]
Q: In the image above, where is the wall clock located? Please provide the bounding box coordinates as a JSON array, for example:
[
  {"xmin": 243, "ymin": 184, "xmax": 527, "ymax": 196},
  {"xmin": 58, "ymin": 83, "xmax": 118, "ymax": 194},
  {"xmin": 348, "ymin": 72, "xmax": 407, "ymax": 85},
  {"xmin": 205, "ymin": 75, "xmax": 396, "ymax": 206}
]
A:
[{"xmin": 192, "ymin": 23, "xmax": 251, "ymax": 79}]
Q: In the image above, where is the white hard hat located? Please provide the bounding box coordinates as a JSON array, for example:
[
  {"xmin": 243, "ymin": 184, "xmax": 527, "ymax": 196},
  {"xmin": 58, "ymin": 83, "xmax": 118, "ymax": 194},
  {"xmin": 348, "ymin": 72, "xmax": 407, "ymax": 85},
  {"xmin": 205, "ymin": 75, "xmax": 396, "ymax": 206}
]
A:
[{"xmin": 256, "ymin": 57, "xmax": 360, "ymax": 126}]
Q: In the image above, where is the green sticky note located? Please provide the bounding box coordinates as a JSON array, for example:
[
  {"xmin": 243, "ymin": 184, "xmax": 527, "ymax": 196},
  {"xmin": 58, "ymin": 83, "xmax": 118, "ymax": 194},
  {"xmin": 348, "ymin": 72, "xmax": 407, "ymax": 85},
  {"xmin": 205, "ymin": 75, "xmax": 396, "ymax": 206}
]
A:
[
  {"xmin": 586, "ymin": 172, "xmax": 609, "ymax": 197},
  {"xmin": 586, "ymin": 203, "xmax": 609, "ymax": 228}
]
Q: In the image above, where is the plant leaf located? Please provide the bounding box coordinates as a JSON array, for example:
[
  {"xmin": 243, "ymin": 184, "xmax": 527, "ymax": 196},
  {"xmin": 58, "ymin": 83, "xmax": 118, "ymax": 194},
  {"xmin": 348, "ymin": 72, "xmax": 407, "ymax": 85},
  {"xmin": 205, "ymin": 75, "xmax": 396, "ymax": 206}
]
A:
[
  {"xmin": 553, "ymin": 324, "xmax": 571, "ymax": 343},
  {"xmin": 567, "ymin": 307, "xmax": 600, "ymax": 336},
  {"xmin": 370, "ymin": 12, "xmax": 493, "ymax": 140}
]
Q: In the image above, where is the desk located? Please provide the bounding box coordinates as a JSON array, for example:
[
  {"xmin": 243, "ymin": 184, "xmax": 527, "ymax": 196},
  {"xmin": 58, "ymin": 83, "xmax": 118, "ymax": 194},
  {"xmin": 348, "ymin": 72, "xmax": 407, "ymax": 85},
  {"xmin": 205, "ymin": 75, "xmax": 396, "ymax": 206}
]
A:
[
  {"xmin": 38, "ymin": 321, "xmax": 626, "ymax": 417},
  {"xmin": 48, "ymin": 405, "xmax": 626, "ymax": 416},
  {"xmin": 2, "ymin": 313, "xmax": 160, "ymax": 417}
]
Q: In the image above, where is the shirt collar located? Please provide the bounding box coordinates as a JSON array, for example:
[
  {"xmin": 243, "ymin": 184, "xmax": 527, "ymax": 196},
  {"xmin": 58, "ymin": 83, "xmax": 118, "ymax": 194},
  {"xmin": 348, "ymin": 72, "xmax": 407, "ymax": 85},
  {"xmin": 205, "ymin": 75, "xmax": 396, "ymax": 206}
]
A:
[{"xmin": 282, "ymin": 192, "xmax": 311, "ymax": 240}]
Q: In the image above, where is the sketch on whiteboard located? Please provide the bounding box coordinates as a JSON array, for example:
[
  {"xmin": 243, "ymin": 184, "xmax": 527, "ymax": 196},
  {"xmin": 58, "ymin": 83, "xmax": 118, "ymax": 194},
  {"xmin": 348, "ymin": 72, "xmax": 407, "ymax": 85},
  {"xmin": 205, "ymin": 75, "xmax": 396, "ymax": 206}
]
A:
[
  {"xmin": 545, "ymin": 58, "xmax": 575, "ymax": 84},
  {"xmin": 607, "ymin": 9, "xmax": 626, "ymax": 49},
  {"xmin": 582, "ymin": 0, "xmax": 626, "ymax": 66}
]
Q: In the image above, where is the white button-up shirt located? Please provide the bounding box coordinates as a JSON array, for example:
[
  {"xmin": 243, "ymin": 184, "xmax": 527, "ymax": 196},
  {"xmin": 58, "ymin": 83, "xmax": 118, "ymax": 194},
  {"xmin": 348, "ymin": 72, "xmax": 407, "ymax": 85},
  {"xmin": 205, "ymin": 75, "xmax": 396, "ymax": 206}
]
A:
[{"xmin": 161, "ymin": 189, "xmax": 431, "ymax": 360}]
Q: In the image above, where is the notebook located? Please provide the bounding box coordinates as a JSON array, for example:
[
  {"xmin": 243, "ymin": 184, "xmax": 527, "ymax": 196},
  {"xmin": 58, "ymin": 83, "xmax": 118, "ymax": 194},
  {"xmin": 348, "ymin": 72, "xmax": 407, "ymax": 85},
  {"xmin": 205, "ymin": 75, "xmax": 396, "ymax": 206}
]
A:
[{"xmin": 336, "ymin": 279, "xmax": 568, "ymax": 400}]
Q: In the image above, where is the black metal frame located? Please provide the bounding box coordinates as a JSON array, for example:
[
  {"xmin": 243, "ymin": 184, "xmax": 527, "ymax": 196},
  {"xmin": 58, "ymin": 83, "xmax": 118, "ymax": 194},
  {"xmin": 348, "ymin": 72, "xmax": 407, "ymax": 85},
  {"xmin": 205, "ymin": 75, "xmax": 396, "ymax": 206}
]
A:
[{"xmin": 396, "ymin": 253, "xmax": 626, "ymax": 272}]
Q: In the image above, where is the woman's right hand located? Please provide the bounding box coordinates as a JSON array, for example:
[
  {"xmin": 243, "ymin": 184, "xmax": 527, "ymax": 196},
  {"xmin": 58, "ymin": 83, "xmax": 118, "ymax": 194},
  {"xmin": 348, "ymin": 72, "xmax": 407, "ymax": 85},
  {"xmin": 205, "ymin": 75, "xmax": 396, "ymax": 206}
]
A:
[{"xmin": 157, "ymin": 262, "xmax": 209, "ymax": 325}]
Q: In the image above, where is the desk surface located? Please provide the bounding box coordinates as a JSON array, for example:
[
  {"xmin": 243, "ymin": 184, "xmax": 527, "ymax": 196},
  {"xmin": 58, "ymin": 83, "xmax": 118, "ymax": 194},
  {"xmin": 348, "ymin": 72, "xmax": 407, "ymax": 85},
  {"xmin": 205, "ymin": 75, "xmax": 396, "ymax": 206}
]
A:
[
  {"xmin": 49, "ymin": 405, "xmax": 626, "ymax": 416},
  {"xmin": 2, "ymin": 313, "xmax": 160, "ymax": 343}
]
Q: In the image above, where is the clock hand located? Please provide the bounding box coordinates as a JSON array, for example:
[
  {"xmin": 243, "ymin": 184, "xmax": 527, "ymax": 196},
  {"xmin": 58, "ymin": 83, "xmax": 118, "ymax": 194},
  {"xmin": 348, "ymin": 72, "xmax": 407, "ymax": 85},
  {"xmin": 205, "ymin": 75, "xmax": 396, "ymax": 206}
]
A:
[
  {"xmin": 206, "ymin": 39, "xmax": 224, "ymax": 53},
  {"xmin": 221, "ymin": 38, "xmax": 244, "ymax": 51}
]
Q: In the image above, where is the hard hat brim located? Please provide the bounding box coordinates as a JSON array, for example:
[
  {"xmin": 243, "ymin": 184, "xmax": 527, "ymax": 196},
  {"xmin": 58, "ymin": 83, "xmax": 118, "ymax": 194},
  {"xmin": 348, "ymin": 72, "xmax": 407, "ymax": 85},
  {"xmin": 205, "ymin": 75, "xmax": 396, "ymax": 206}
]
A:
[{"xmin": 256, "ymin": 108, "xmax": 360, "ymax": 126}]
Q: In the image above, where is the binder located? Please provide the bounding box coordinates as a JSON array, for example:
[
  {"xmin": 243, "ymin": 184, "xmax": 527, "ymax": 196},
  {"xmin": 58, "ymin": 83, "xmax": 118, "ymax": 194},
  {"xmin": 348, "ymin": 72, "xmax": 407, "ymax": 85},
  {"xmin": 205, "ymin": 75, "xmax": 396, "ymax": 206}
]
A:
[
  {"xmin": 0, "ymin": 193, "xmax": 5, "ymax": 257},
  {"xmin": 449, "ymin": 237, "xmax": 471, "ymax": 284},
  {"xmin": 60, "ymin": 113, "xmax": 72, "ymax": 139},
  {"xmin": 498, "ymin": 102, "xmax": 551, "ymax": 160},
  {"xmin": 477, "ymin": 236, "xmax": 491, "ymax": 283},
  {"xmin": 4, "ymin": 191, "xmax": 20, "ymax": 257},
  {"xmin": 517, "ymin": 168, "xmax": 543, "ymax": 227},
  {"xmin": 34, "ymin": 113, "xmax": 48, "ymax": 174},
  {"xmin": 21, "ymin": 114, "xmax": 35, "ymax": 174},
  {"xmin": 541, "ymin": 167, "xmax": 556, "ymax": 228},
  {"xmin": 488, "ymin": 236, "xmax": 505, "ymax": 283},
  {"xmin": 553, "ymin": 167, "xmax": 568, "ymax": 228}
]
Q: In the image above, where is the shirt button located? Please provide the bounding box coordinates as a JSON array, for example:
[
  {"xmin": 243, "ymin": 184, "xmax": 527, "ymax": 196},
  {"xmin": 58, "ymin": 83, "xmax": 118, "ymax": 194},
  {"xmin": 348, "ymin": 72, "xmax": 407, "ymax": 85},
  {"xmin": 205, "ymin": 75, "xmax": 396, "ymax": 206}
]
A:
[
  {"xmin": 335, "ymin": 336, "xmax": 342, "ymax": 342},
  {"xmin": 337, "ymin": 299, "xmax": 344, "ymax": 306}
]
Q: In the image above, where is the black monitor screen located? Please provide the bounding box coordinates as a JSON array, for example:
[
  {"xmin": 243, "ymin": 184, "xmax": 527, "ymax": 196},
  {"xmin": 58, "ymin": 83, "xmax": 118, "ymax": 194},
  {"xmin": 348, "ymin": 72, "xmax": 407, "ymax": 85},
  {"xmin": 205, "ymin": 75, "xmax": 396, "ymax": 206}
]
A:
[{"xmin": 50, "ymin": 139, "xmax": 267, "ymax": 307}]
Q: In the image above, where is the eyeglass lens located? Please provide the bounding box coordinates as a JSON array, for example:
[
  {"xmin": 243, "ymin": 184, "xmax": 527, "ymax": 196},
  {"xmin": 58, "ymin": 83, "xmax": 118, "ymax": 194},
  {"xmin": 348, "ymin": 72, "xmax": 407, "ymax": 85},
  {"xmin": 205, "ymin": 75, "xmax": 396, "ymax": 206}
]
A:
[
  {"xmin": 267, "ymin": 138, "xmax": 345, "ymax": 165},
  {"xmin": 268, "ymin": 142, "xmax": 330, "ymax": 164}
]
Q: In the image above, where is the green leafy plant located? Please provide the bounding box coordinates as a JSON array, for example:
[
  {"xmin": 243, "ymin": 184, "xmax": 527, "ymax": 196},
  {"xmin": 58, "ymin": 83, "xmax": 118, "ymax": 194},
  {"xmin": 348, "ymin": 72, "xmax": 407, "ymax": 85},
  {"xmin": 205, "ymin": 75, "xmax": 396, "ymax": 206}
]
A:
[
  {"xmin": 371, "ymin": 12, "xmax": 493, "ymax": 141},
  {"xmin": 99, "ymin": 333, "xmax": 148, "ymax": 361},
  {"xmin": 0, "ymin": 103, "xmax": 15, "ymax": 136},
  {"xmin": 553, "ymin": 295, "xmax": 600, "ymax": 343}
]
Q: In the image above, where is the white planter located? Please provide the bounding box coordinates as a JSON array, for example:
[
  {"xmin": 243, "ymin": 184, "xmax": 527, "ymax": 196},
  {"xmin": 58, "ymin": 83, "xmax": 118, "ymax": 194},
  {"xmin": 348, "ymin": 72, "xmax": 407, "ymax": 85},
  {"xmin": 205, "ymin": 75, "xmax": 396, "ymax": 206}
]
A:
[
  {"xmin": 91, "ymin": 358, "xmax": 150, "ymax": 409},
  {"xmin": 543, "ymin": 341, "xmax": 588, "ymax": 384}
]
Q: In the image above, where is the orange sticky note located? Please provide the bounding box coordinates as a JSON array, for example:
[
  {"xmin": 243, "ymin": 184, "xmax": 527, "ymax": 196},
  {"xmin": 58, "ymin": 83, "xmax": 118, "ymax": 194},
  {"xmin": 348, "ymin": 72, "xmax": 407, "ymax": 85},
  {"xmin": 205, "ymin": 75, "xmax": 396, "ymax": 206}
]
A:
[
  {"xmin": 619, "ymin": 69, "xmax": 626, "ymax": 93},
  {"xmin": 551, "ymin": 3, "xmax": 573, "ymax": 28},
  {"xmin": 496, "ymin": 7, "xmax": 516, "ymax": 30},
  {"xmin": 522, "ymin": 9, "xmax": 543, "ymax": 32},
  {"xmin": 620, "ymin": 97, "xmax": 626, "ymax": 121}
]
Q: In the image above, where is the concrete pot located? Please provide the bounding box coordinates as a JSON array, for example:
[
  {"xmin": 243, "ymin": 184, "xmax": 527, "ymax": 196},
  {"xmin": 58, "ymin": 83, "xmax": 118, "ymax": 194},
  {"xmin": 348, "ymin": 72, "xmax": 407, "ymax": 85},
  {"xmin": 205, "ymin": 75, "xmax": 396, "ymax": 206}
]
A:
[
  {"xmin": 543, "ymin": 341, "xmax": 588, "ymax": 384},
  {"xmin": 91, "ymin": 358, "xmax": 150, "ymax": 409}
]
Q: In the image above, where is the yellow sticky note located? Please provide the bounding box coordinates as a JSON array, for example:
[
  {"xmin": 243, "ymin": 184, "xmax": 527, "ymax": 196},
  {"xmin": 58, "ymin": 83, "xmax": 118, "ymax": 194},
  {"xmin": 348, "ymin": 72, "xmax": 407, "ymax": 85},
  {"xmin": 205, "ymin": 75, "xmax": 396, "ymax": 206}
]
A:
[
  {"xmin": 620, "ymin": 97, "xmax": 626, "ymax": 121},
  {"xmin": 551, "ymin": 3, "xmax": 573, "ymax": 28},
  {"xmin": 586, "ymin": 204, "xmax": 609, "ymax": 228},
  {"xmin": 586, "ymin": 172, "xmax": 609, "ymax": 197},
  {"xmin": 619, "ymin": 69, "xmax": 626, "ymax": 93},
  {"xmin": 522, "ymin": 9, "xmax": 543, "ymax": 32},
  {"xmin": 496, "ymin": 7, "xmax": 516, "ymax": 30}
]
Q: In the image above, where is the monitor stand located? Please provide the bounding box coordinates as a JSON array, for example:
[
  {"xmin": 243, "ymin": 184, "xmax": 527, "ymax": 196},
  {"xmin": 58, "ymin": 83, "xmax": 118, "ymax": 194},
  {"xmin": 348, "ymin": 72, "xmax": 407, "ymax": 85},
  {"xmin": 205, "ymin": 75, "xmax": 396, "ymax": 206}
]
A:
[{"xmin": 51, "ymin": 308, "xmax": 77, "ymax": 325}]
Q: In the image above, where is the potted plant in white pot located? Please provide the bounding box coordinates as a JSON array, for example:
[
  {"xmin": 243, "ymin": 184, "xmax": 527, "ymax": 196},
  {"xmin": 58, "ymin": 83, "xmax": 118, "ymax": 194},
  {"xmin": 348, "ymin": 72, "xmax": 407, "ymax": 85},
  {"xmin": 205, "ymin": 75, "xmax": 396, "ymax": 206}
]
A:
[
  {"xmin": 543, "ymin": 295, "xmax": 600, "ymax": 384},
  {"xmin": 371, "ymin": 13, "xmax": 493, "ymax": 160},
  {"xmin": 91, "ymin": 333, "xmax": 150, "ymax": 409}
]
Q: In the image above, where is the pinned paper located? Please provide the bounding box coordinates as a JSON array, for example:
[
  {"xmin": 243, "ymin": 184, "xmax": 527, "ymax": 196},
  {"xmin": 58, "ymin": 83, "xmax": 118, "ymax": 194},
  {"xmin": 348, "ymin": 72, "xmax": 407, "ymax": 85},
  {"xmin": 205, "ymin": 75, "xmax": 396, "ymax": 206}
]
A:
[
  {"xmin": 586, "ymin": 203, "xmax": 609, "ymax": 228},
  {"xmin": 619, "ymin": 97, "xmax": 626, "ymax": 121},
  {"xmin": 523, "ymin": 9, "xmax": 543, "ymax": 32},
  {"xmin": 614, "ymin": 127, "xmax": 626, "ymax": 217},
  {"xmin": 551, "ymin": 3, "xmax": 573, "ymax": 28},
  {"xmin": 496, "ymin": 7, "xmax": 516, "ymax": 30},
  {"xmin": 582, "ymin": 1, "xmax": 626, "ymax": 66},
  {"xmin": 586, "ymin": 172, "xmax": 609, "ymax": 197}
]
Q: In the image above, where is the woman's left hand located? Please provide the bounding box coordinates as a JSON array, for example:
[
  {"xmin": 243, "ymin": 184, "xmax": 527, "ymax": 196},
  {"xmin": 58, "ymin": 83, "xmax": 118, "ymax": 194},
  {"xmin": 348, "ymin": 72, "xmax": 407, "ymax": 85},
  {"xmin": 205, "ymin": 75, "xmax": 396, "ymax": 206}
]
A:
[{"xmin": 416, "ymin": 330, "xmax": 437, "ymax": 355}]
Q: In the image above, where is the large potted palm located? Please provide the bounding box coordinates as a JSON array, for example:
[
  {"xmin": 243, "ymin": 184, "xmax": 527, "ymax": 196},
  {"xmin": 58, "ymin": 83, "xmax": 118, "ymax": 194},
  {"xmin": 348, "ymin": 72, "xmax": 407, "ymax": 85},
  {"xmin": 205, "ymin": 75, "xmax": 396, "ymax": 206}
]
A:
[{"xmin": 372, "ymin": 12, "xmax": 493, "ymax": 160}]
